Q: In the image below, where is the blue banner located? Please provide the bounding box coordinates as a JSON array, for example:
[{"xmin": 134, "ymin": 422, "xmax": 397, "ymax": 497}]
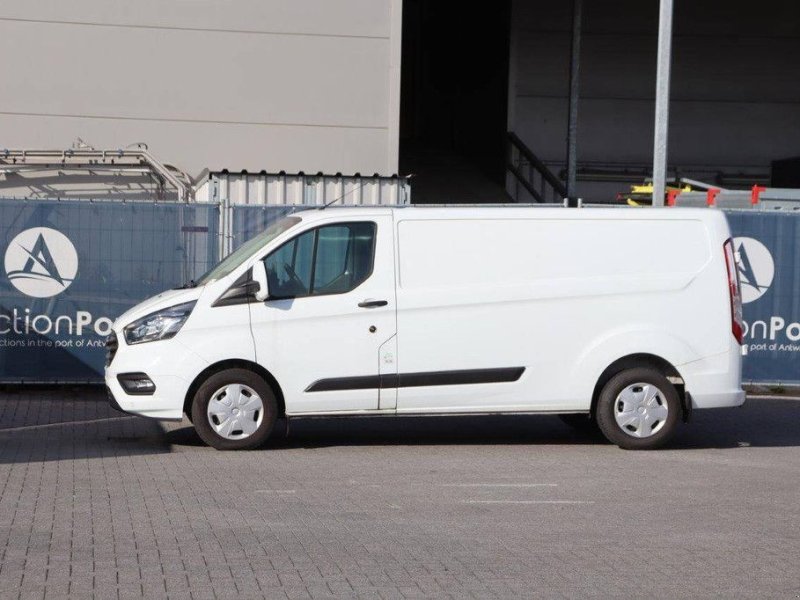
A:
[
  {"xmin": 725, "ymin": 211, "xmax": 800, "ymax": 383},
  {"xmin": 0, "ymin": 199, "xmax": 219, "ymax": 382}
]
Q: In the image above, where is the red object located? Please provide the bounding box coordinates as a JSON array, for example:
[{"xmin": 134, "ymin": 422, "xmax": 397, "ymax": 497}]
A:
[
  {"xmin": 750, "ymin": 185, "xmax": 766, "ymax": 205},
  {"xmin": 723, "ymin": 239, "xmax": 744, "ymax": 344},
  {"xmin": 706, "ymin": 188, "xmax": 721, "ymax": 206},
  {"xmin": 666, "ymin": 189, "xmax": 681, "ymax": 206}
]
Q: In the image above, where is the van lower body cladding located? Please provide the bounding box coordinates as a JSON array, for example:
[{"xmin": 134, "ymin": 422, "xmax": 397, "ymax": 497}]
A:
[
  {"xmin": 679, "ymin": 338, "xmax": 746, "ymax": 409},
  {"xmin": 105, "ymin": 337, "xmax": 208, "ymax": 420}
]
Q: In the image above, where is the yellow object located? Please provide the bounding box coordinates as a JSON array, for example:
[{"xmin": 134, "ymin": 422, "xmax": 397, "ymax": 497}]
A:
[{"xmin": 620, "ymin": 183, "xmax": 693, "ymax": 205}]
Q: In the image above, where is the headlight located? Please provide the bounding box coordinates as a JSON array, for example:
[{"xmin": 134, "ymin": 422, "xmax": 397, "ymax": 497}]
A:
[{"xmin": 123, "ymin": 301, "xmax": 196, "ymax": 345}]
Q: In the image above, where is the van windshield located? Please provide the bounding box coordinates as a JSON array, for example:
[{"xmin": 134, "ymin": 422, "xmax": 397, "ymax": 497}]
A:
[{"xmin": 191, "ymin": 216, "xmax": 302, "ymax": 286}]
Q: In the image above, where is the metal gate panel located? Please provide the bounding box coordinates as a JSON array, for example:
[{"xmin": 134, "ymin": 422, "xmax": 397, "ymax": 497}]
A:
[
  {"xmin": 725, "ymin": 210, "xmax": 800, "ymax": 384},
  {"xmin": 0, "ymin": 199, "xmax": 219, "ymax": 382}
]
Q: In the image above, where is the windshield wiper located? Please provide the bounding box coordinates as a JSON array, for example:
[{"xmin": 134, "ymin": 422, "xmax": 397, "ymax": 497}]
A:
[{"xmin": 175, "ymin": 279, "xmax": 198, "ymax": 289}]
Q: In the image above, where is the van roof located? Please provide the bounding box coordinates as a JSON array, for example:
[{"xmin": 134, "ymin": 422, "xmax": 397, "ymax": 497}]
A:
[{"xmin": 299, "ymin": 204, "xmax": 727, "ymax": 224}]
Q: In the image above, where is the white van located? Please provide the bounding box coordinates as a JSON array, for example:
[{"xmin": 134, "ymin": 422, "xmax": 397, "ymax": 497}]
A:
[{"xmin": 105, "ymin": 206, "xmax": 745, "ymax": 450}]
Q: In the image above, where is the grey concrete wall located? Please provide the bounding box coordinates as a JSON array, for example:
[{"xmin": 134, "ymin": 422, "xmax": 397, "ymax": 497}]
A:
[
  {"xmin": 0, "ymin": 0, "xmax": 402, "ymax": 177},
  {"xmin": 509, "ymin": 0, "xmax": 800, "ymax": 200}
]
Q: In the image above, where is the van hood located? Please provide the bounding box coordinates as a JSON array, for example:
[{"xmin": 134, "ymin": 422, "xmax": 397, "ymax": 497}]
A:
[{"xmin": 114, "ymin": 286, "xmax": 205, "ymax": 328}]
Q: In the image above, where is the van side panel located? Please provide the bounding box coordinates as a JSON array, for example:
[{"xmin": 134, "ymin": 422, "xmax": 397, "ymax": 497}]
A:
[
  {"xmin": 397, "ymin": 218, "xmax": 711, "ymax": 289},
  {"xmin": 394, "ymin": 215, "xmax": 726, "ymax": 412}
]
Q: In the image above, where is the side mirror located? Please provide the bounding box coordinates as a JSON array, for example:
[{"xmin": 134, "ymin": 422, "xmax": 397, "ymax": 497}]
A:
[{"xmin": 252, "ymin": 261, "xmax": 269, "ymax": 301}]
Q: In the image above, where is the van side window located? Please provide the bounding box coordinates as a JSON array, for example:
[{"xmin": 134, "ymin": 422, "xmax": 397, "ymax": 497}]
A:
[
  {"xmin": 265, "ymin": 228, "xmax": 314, "ymax": 297},
  {"xmin": 264, "ymin": 222, "xmax": 376, "ymax": 299}
]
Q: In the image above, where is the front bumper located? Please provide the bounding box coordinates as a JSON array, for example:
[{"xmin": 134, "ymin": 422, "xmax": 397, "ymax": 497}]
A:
[
  {"xmin": 105, "ymin": 334, "xmax": 208, "ymax": 421},
  {"xmin": 106, "ymin": 385, "xmax": 126, "ymax": 414}
]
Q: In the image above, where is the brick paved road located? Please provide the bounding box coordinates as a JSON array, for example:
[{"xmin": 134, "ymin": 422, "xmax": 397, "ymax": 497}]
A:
[{"xmin": 1, "ymin": 388, "xmax": 799, "ymax": 599}]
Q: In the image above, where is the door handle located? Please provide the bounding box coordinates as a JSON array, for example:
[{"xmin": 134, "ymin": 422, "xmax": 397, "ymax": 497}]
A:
[{"xmin": 358, "ymin": 299, "xmax": 388, "ymax": 308}]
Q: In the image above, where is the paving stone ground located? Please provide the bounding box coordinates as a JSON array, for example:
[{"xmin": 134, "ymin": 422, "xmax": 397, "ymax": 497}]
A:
[{"xmin": 0, "ymin": 388, "xmax": 799, "ymax": 599}]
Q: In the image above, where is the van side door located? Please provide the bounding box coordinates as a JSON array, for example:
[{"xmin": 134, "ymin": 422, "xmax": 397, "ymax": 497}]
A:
[
  {"xmin": 249, "ymin": 215, "xmax": 397, "ymax": 414},
  {"xmin": 393, "ymin": 217, "xmax": 531, "ymax": 412}
]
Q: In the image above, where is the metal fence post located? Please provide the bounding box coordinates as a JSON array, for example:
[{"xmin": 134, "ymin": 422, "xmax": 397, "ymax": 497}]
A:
[
  {"xmin": 565, "ymin": 0, "xmax": 582, "ymax": 204},
  {"xmin": 652, "ymin": 0, "xmax": 674, "ymax": 207}
]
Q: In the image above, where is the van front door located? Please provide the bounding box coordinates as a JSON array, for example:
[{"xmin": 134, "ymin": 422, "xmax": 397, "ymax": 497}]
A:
[{"xmin": 249, "ymin": 215, "xmax": 397, "ymax": 414}]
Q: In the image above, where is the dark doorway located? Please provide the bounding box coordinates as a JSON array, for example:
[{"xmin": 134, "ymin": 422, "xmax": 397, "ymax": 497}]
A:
[{"xmin": 400, "ymin": 0, "xmax": 512, "ymax": 203}]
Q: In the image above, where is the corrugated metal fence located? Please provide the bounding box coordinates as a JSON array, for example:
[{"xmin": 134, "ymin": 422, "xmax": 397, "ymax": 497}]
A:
[
  {"xmin": 195, "ymin": 171, "xmax": 410, "ymax": 206},
  {"xmin": 195, "ymin": 171, "xmax": 410, "ymax": 256}
]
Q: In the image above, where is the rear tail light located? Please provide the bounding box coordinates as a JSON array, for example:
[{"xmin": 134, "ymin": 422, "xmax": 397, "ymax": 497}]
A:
[{"xmin": 723, "ymin": 239, "xmax": 744, "ymax": 344}]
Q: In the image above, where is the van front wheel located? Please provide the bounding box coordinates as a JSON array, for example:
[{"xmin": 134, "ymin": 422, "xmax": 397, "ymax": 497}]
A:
[
  {"xmin": 595, "ymin": 368, "xmax": 681, "ymax": 450},
  {"xmin": 191, "ymin": 368, "xmax": 277, "ymax": 450}
]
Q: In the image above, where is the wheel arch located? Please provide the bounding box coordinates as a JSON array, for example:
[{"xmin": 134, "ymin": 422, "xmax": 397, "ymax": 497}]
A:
[
  {"xmin": 590, "ymin": 353, "xmax": 687, "ymax": 419},
  {"xmin": 183, "ymin": 359, "xmax": 286, "ymax": 418}
]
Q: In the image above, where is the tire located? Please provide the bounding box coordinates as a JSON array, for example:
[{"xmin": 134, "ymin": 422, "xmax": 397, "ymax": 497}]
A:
[
  {"xmin": 191, "ymin": 368, "xmax": 277, "ymax": 450},
  {"xmin": 558, "ymin": 413, "xmax": 597, "ymax": 433},
  {"xmin": 595, "ymin": 367, "xmax": 681, "ymax": 450}
]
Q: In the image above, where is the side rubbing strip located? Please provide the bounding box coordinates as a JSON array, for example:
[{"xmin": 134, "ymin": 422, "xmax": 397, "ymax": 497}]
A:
[
  {"xmin": 305, "ymin": 367, "xmax": 525, "ymax": 393},
  {"xmin": 305, "ymin": 375, "xmax": 382, "ymax": 392}
]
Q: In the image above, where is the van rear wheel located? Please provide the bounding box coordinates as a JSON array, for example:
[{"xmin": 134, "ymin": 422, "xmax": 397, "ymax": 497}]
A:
[
  {"xmin": 191, "ymin": 368, "xmax": 277, "ymax": 450},
  {"xmin": 595, "ymin": 368, "xmax": 681, "ymax": 450}
]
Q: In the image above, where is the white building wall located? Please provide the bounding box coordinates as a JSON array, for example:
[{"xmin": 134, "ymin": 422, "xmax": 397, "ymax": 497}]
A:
[{"xmin": 0, "ymin": 0, "xmax": 402, "ymax": 177}]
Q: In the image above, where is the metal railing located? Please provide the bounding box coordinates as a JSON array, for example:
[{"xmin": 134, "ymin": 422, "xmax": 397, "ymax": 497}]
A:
[
  {"xmin": 0, "ymin": 146, "xmax": 192, "ymax": 202},
  {"xmin": 668, "ymin": 186, "xmax": 800, "ymax": 211},
  {"xmin": 506, "ymin": 132, "xmax": 567, "ymax": 203}
]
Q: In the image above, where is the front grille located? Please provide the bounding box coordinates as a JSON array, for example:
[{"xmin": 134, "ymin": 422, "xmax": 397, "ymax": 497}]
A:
[{"xmin": 105, "ymin": 331, "xmax": 118, "ymax": 367}]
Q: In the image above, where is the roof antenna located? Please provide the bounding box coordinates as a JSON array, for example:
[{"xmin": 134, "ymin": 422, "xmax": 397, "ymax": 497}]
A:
[{"xmin": 320, "ymin": 173, "xmax": 415, "ymax": 209}]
